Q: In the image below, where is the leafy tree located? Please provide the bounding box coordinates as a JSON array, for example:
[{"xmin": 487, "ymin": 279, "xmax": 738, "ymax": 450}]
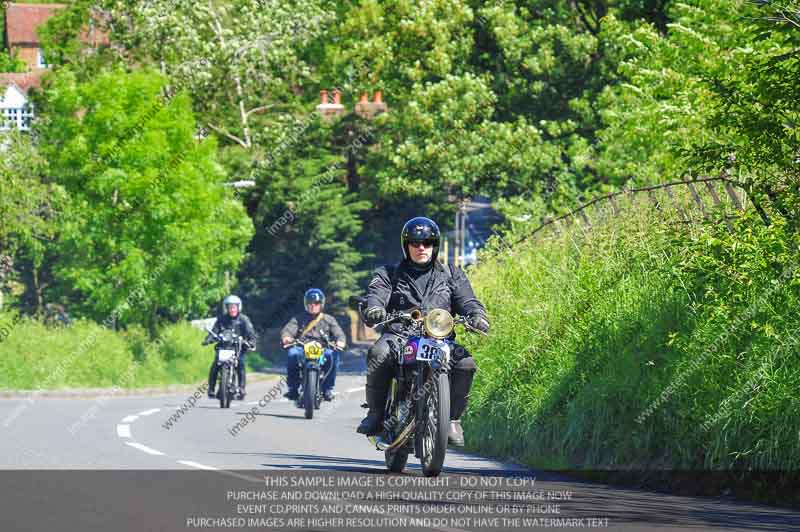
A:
[
  {"xmin": 594, "ymin": 0, "xmax": 799, "ymax": 230},
  {"xmin": 697, "ymin": 1, "xmax": 800, "ymax": 223},
  {"xmin": 102, "ymin": 0, "xmax": 335, "ymax": 152},
  {"xmin": 0, "ymin": 132, "xmax": 64, "ymax": 312},
  {"xmin": 0, "ymin": 49, "xmax": 26, "ymax": 72},
  {"xmin": 364, "ymin": 73, "xmax": 564, "ymax": 201},
  {"xmin": 321, "ymin": 0, "xmax": 475, "ymax": 95},
  {"xmin": 595, "ymin": 2, "xmax": 750, "ymax": 186},
  {"xmin": 239, "ymin": 117, "xmax": 371, "ymax": 327},
  {"xmin": 34, "ymin": 67, "xmax": 253, "ymax": 331}
]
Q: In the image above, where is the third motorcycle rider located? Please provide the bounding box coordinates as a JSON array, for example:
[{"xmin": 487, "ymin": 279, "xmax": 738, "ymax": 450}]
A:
[
  {"xmin": 357, "ymin": 216, "xmax": 490, "ymax": 446},
  {"xmin": 281, "ymin": 288, "xmax": 347, "ymax": 402}
]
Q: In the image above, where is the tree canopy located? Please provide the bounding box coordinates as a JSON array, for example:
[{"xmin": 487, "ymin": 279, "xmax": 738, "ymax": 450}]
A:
[{"xmin": 2, "ymin": 0, "xmax": 797, "ymax": 327}]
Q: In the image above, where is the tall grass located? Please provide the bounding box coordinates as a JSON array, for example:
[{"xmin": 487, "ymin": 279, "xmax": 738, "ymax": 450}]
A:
[{"xmin": 464, "ymin": 194, "xmax": 800, "ymax": 483}]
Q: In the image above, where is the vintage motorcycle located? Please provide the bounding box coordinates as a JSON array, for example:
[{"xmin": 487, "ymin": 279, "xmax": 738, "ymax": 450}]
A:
[
  {"xmin": 350, "ymin": 296, "xmax": 484, "ymax": 477},
  {"xmin": 285, "ymin": 336, "xmax": 337, "ymax": 419},
  {"xmin": 205, "ymin": 326, "xmax": 252, "ymax": 409}
]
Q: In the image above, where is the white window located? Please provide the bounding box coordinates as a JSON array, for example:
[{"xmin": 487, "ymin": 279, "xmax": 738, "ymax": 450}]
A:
[
  {"xmin": 0, "ymin": 85, "xmax": 34, "ymax": 131},
  {"xmin": 36, "ymin": 49, "xmax": 49, "ymax": 69},
  {"xmin": 1, "ymin": 104, "xmax": 34, "ymax": 131}
]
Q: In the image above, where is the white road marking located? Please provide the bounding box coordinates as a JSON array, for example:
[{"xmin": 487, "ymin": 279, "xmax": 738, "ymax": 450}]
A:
[
  {"xmin": 121, "ymin": 415, "xmax": 138, "ymax": 423},
  {"xmin": 177, "ymin": 460, "xmax": 218, "ymax": 471},
  {"xmin": 345, "ymin": 386, "xmax": 365, "ymax": 394},
  {"xmin": 125, "ymin": 442, "xmax": 165, "ymax": 456},
  {"xmin": 116, "ymin": 424, "xmax": 132, "ymax": 438},
  {"xmin": 137, "ymin": 408, "xmax": 160, "ymax": 416}
]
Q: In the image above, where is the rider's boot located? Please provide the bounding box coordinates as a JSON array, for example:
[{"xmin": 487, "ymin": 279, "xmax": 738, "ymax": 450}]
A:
[
  {"xmin": 357, "ymin": 384, "xmax": 387, "ymax": 435},
  {"xmin": 448, "ymin": 420, "xmax": 464, "ymax": 446},
  {"xmin": 448, "ymin": 368, "xmax": 475, "ymax": 446},
  {"xmin": 283, "ymin": 389, "xmax": 299, "ymax": 400}
]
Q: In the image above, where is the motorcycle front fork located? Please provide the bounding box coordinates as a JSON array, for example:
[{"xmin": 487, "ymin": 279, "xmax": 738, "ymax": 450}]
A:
[
  {"xmin": 378, "ymin": 366, "xmax": 416, "ymax": 444},
  {"xmin": 218, "ymin": 362, "xmax": 240, "ymax": 395}
]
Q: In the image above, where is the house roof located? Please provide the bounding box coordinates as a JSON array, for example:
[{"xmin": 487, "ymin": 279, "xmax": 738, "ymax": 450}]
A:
[
  {"xmin": 0, "ymin": 70, "xmax": 46, "ymax": 94},
  {"xmin": 5, "ymin": 3, "xmax": 66, "ymax": 46},
  {"xmin": 5, "ymin": 3, "xmax": 110, "ymax": 47}
]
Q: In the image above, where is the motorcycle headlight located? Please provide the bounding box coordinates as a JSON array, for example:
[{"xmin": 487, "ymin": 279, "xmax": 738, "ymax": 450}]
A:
[
  {"xmin": 424, "ymin": 309, "xmax": 454, "ymax": 339},
  {"xmin": 304, "ymin": 341, "xmax": 323, "ymax": 359}
]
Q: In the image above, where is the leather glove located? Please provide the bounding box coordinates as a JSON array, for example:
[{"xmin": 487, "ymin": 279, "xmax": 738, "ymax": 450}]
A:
[
  {"xmin": 467, "ymin": 314, "xmax": 490, "ymax": 334},
  {"xmin": 364, "ymin": 306, "xmax": 387, "ymax": 326}
]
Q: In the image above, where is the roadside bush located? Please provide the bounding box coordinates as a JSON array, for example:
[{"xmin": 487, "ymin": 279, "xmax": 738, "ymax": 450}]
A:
[{"xmin": 464, "ymin": 196, "xmax": 800, "ymax": 485}]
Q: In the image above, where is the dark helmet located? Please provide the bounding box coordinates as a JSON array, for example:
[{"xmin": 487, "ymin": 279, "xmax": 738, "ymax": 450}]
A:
[
  {"xmin": 304, "ymin": 288, "xmax": 326, "ymax": 308},
  {"xmin": 401, "ymin": 216, "xmax": 441, "ymax": 264}
]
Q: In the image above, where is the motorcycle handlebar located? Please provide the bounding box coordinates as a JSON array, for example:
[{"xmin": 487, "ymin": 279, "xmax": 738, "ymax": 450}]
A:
[
  {"xmin": 369, "ymin": 310, "xmax": 488, "ymax": 336},
  {"xmin": 205, "ymin": 327, "xmax": 256, "ymax": 349},
  {"xmin": 284, "ymin": 338, "xmax": 338, "ymax": 351},
  {"xmin": 454, "ymin": 316, "xmax": 489, "ymax": 336}
]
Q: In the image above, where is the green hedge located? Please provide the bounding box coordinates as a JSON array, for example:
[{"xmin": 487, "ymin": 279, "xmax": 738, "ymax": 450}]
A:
[{"xmin": 0, "ymin": 318, "xmax": 268, "ymax": 390}]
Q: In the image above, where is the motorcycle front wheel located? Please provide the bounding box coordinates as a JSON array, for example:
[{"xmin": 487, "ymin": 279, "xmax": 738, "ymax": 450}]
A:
[
  {"xmin": 219, "ymin": 365, "xmax": 231, "ymax": 409},
  {"xmin": 416, "ymin": 370, "xmax": 450, "ymax": 477},
  {"xmin": 303, "ymin": 368, "xmax": 317, "ymax": 419},
  {"xmin": 385, "ymin": 447, "xmax": 409, "ymax": 472},
  {"xmin": 384, "ymin": 379, "xmax": 409, "ymax": 472}
]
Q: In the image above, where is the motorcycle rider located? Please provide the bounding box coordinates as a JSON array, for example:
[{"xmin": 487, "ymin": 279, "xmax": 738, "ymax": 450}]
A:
[
  {"xmin": 357, "ymin": 216, "xmax": 490, "ymax": 446},
  {"xmin": 281, "ymin": 288, "xmax": 347, "ymax": 402},
  {"xmin": 204, "ymin": 295, "xmax": 257, "ymax": 400}
]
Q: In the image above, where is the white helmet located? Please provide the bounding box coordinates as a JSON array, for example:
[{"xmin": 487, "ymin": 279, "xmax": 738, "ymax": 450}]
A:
[{"xmin": 222, "ymin": 294, "xmax": 242, "ymax": 313}]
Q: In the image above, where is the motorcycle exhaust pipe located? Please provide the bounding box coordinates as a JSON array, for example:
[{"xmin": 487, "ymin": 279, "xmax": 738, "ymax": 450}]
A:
[
  {"xmin": 383, "ymin": 421, "xmax": 415, "ymax": 452},
  {"xmin": 367, "ymin": 435, "xmax": 391, "ymax": 451}
]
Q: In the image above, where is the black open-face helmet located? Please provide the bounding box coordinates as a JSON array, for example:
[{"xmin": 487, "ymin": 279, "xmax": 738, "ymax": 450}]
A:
[{"xmin": 401, "ymin": 216, "xmax": 441, "ymax": 264}]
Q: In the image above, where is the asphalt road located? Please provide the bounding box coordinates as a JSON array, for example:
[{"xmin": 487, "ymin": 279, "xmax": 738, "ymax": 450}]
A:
[{"xmin": 0, "ymin": 350, "xmax": 798, "ymax": 532}]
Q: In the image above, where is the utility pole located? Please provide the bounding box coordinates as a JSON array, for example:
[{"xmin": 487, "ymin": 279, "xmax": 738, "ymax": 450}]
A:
[
  {"xmin": 454, "ymin": 201, "xmax": 468, "ymax": 267},
  {"xmin": 460, "ymin": 202, "xmax": 467, "ymax": 265},
  {"xmin": 454, "ymin": 208, "xmax": 461, "ymax": 268}
]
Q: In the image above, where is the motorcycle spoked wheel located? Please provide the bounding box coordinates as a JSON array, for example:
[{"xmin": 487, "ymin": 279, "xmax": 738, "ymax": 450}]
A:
[
  {"xmin": 303, "ymin": 368, "xmax": 317, "ymax": 419},
  {"xmin": 219, "ymin": 365, "xmax": 231, "ymax": 409},
  {"xmin": 383, "ymin": 379, "xmax": 410, "ymax": 473},
  {"xmin": 415, "ymin": 369, "xmax": 450, "ymax": 477}
]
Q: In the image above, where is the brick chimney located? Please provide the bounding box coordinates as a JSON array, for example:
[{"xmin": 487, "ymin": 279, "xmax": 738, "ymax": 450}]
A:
[{"xmin": 355, "ymin": 90, "xmax": 387, "ymax": 119}]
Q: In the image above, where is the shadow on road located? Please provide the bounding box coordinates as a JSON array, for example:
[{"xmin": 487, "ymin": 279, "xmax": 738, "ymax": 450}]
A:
[{"xmin": 245, "ymin": 412, "xmax": 307, "ymax": 420}]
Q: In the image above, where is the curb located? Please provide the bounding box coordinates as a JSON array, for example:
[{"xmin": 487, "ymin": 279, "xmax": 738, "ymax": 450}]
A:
[{"xmin": 0, "ymin": 373, "xmax": 281, "ymax": 400}]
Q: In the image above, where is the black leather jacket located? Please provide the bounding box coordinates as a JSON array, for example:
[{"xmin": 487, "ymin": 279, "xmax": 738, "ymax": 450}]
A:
[
  {"xmin": 365, "ymin": 260, "xmax": 488, "ymax": 334},
  {"xmin": 204, "ymin": 314, "xmax": 257, "ymax": 349}
]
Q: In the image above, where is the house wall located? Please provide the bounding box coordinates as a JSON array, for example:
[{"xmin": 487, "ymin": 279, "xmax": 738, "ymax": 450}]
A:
[
  {"xmin": 0, "ymin": 85, "xmax": 28, "ymax": 110},
  {"xmin": 11, "ymin": 46, "xmax": 40, "ymax": 70}
]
